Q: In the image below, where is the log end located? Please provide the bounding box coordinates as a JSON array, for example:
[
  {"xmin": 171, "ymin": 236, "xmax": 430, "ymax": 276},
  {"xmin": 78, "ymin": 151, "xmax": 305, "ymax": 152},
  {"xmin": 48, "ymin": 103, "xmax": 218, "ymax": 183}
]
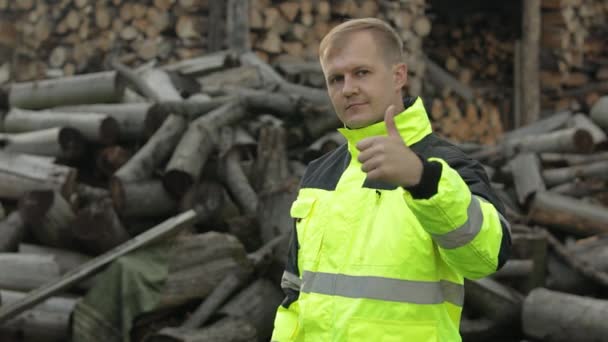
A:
[
  {"xmin": 143, "ymin": 103, "xmax": 167, "ymax": 138},
  {"xmin": 99, "ymin": 117, "xmax": 121, "ymax": 145},
  {"xmin": 18, "ymin": 190, "xmax": 55, "ymax": 224},
  {"xmin": 163, "ymin": 169, "xmax": 193, "ymax": 200},
  {"xmin": 58, "ymin": 127, "xmax": 86, "ymax": 160},
  {"xmin": 573, "ymin": 129, "xmax": 594, "ymax": 153}
]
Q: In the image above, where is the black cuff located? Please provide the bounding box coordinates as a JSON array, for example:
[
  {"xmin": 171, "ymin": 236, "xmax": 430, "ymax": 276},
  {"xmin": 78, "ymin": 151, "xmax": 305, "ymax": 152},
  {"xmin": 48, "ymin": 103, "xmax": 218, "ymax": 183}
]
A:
[{"xmin": 404, "ymin": 156, "xmax": 442, "ymax": 199}]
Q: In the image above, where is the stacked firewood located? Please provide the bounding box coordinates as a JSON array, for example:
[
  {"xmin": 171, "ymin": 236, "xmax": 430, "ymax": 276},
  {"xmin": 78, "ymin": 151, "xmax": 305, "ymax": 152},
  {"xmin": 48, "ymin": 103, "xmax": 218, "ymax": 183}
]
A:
[
  {"xmin": 0, "ymin": 0, "xmax": 431, "ymax": 97},
  {"xmin": 422, "ymin": 11, "xmax": 515, "ymax": 144},
  {"xmin": 461, "ymin": 100, "xmax": 608, "ymax": 341},
  {"xmin": 540, "ymin": 0, "xmax": 608, "ymax": 111}
]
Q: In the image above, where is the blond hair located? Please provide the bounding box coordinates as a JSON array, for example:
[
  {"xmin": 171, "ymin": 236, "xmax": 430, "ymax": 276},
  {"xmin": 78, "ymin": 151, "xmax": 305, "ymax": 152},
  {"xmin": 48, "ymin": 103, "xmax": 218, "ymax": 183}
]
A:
[{"xmin": 319, "ymin": 18, "xmax": 404, "ymax": 65}]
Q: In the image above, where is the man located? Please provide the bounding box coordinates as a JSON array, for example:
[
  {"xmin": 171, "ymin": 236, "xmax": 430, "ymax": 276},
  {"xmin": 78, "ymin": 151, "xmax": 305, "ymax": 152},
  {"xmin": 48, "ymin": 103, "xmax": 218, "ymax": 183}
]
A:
[{"xmin": 271, "ymin": 18, "xmax": 510, "ymax": 341}]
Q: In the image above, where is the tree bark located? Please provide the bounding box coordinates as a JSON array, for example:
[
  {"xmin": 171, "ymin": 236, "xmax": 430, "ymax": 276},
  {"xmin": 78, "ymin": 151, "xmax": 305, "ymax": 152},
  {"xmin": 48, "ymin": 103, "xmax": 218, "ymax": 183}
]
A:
[
  {"xmin": 521, "ymin": 0, "xmax": 540, "ymax": 125},
  {"xmin": 0, "ymin": 212, "xmax": 25, "ymax": 252},
  {"xmin": 8, "ymin": 71, "xmax": 124, "ymax": 109},
  {"xmin": 0, "ymin": 210, "xmax": 198, "ymax": 323},
  {"xmin": 111, "ymin": 179, "xmax": 178, "ymax": 218},
  {"xmin": 0, "ymin": 152, "xmax": 78, "ymax": 200},
  {"xmin": 144, "ymin": 317, "xmax": 256, "ymax": 342},
  {"xmin": 0, "ymin": 290, "xmax": 76, "ymax": 342},
  {"xmin": 0, "ymin": 127, "xmax": 86, "ymax": 160},
  {"xmin": 590, "ymin": 96, "xmax": 608, "ymax": 130},
  {"xmin": 218, "ymin": 278, "xmax": 284, "ymax": 341},
  {"xmin": 51, "ymin": 103, "xmax": 151, "ymax": 141},
  {"xmin": 542, "ymin": 160, "xmax": 608, "ymax": 187},
  {"xmin": 523, "ymin": 288, "xmax": 608, "ymax": 342},
  {"xmin": 4, "ymin": 108, "xmax": 120, "ymax": 145},
  {"xmin": 508, "ymin": 153, "xmax": 545, "ymax": 205},
  {"xmin": 19, "ymin": 190, "xmax": 77, "ymax": 249},
  {"xmin": 0, "ymin": 253, "xmax": 61, "ymax": 292},
  {"xmin": 19, "ymin": 243, "xmax": 91, "ymax": 275},
  {"xmin": 528, "ymin": 191, "xmax": 608, "ymax": 236},
  {"xmin": 164, "ymin": 101, "xmax": 246, "ymax": 198},
  {"xmin": 72, "ymin": 198, "xmax": 131, "ymax": 255},
  {"xmin": 226, "ymin": 0, "xmax": 250, "ymax": 53}
]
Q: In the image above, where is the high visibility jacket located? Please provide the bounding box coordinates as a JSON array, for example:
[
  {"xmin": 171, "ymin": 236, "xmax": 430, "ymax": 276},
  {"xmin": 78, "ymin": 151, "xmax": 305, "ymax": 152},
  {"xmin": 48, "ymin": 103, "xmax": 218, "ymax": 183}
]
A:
[{"xmin": 271, "ymin": 97, "xmax": 511, "ymax": 342}]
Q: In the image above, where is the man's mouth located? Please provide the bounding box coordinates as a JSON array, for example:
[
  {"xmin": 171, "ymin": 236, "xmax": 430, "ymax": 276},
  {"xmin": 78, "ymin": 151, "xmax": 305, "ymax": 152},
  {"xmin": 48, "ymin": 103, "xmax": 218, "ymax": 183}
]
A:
[{"xmin": 346, "ymin": 103, "xmax": 366, "ymax": 110}]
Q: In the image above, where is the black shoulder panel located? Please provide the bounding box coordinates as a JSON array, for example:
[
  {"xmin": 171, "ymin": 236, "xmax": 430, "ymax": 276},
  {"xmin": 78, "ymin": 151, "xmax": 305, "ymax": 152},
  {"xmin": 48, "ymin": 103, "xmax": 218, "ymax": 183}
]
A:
[{"xmin": 300, "ymin": 144, "xmax": 350, "ymax": 190}]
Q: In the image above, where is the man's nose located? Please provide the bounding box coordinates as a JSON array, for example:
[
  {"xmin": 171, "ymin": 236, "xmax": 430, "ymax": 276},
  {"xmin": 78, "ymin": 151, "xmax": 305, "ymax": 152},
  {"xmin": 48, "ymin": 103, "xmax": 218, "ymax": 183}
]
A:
[{"xmin": 342, "ymin": 74, "xmax": 358, "ymax": 97}]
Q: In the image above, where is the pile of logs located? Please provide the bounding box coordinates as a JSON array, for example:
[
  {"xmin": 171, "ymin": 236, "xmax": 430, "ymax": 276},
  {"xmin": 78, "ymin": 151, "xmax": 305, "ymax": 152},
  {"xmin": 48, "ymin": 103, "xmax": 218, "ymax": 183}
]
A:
[
  {"xmin": 0, "ymin": 0, "xmax": 431, "ymax": 97},
  {"xmin": 0, "ymin": 49, "xmax": 344, "ymax": 341},
  {"xmin": 422, "ymin": 9, "xmax": 515, "ymax": 144},
  {"xmin": 462, "ymin": 99, "xmax": 608, "ymax": 341},
  {"xmin": 540, "ymin": 0, "xmax": 608, "ymax": 112}
]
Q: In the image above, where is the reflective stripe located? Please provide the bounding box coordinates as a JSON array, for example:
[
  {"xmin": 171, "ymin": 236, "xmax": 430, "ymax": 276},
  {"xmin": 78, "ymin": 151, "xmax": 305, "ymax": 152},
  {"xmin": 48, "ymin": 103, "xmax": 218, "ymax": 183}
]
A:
[
  {"xmin": 301, "ymin": 271, "xmax": 464, "ymax": 307},
  {"xmin": 281, "ymin": 271, "xmax": 302, "ymax": 292},
  {"xmin": 431, "ymin": 196, "xmax": 483, "ymax": 249}
]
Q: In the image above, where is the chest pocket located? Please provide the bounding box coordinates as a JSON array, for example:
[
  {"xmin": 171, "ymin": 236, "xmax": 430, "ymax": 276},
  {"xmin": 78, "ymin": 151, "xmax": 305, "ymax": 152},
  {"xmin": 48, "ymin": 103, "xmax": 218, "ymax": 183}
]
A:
[{"xmin": 291, "ymin": 197, "xmax": 324, "ymax": 270}]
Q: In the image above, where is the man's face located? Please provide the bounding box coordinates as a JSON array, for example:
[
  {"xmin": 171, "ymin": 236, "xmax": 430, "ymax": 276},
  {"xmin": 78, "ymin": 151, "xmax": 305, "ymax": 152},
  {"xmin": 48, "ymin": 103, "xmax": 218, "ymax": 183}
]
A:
[{"xmin": 320, "ymin": 30, "xmax": 407, "ymax": 129}]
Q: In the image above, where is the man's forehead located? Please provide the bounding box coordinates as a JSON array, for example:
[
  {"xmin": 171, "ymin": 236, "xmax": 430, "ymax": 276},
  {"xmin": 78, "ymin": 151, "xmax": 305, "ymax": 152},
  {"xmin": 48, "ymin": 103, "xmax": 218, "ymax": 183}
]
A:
[{"xmin": 321, "ymin": 32, "xmax": 380, "ymax": 72}]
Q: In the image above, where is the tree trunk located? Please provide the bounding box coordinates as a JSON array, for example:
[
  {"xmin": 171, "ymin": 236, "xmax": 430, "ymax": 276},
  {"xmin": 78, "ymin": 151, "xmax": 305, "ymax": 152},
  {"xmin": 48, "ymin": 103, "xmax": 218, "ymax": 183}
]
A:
[
  {"xmin": 0, "ymin": 127, "xmax": 86, "ymax": 160},
  {"xmin": 51, "ymin": 103, "xmax": 151, "ymax": 141},
  {"xmin": 72, "ymin": 198, "xmax": 131, "ymax": 255},
  {"xmin": 521, "ymin": 0, "xmax": 540, "ymax": 125},
  {"xmin": 19, "ymin": 243, "xmax": 91, "ymax": 275},
  {"xmin": 218, "ymin": 278, "xmax": 284, "ymax": 341},
  {"xmin": 508, "ymin": 153, "xmax": 546, "ymax": 205},
  {"xmin": 507, "ymin": 127, "xmax": 594, "ymax": 156},
  {"xmin": 0, "ymin": 210, "xmax": 198, "ymax": 323},
  {"xmin": 4, "ymin": 108, "xmax": 120, "ymax": 145},
  {"xmin": 164, "ymin": 101, "xmax": 246, "ymax": 198},
  {"xmin": 0, "ymin": 152, "xmax": 77, "ymax": 200},
  {"xmin": 567, "ymin": 113, "xmax": 607, "ymax": 146},
  {"xmin": 112, "ymin": 179, "xmax": 178, "ymax": 218},
  {"xmin": 19, "ymin": 190, "xmax": 77, "ymax": 249},
  {"xmin": 542, "ymin": 160, "xmax": 608, "ymax": 187},
  {"xmin": 590, "ymin": 96, "xmax": 608, "ymax": 130},
  {"xmin": 528, "ymin": 191, "xmax": 608, "ymax": 236},
  {"xmin": 0, "ymin": 212, "xmax": 26, "ymax": 252},
  {"xmin": 523, "ymin": 288, "xmax": 608, "ymax": 342},
  {"xmin": 0, "ymin": 253, "xmax": 61, "ymax": 291},
  {"xmin": 8, "ymin": 71, "xmax": 124, "ymax": 109},
  {"xmin": 0, "ymin": 290, "xmax": 76, "ymax": 342}
]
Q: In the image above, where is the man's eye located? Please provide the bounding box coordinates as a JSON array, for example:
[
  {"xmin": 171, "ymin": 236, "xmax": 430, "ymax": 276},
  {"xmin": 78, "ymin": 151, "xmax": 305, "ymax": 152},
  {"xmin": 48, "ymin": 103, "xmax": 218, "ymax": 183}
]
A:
[
  {"xmin": 356, "ymin": 70, "xmax": 368, "ymax": 77},
  {"xmin": 329, "ymin": 76, "xmax": 343, "ymax": 84}
]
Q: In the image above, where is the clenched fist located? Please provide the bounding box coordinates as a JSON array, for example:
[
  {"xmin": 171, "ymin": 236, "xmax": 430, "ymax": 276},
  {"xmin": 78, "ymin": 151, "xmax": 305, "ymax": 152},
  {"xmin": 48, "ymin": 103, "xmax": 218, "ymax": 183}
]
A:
[{"xmin": 356, "ymin": 105, "xmax": 423, "ymax": 187}]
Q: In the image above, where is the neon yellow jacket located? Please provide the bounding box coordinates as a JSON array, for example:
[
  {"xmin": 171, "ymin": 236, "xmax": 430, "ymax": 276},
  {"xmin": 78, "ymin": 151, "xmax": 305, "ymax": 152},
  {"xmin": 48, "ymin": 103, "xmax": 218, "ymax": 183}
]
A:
[{"xmin": 272, "ymin": 97, "xmax": 511, "ymax": 341}]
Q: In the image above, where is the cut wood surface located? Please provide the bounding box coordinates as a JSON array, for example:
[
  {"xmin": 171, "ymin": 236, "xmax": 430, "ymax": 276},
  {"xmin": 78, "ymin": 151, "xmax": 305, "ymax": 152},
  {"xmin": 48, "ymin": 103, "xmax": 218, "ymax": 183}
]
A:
[{"xmin": 0, "ymin": 127, "xmax": 86, "ymax": 160}]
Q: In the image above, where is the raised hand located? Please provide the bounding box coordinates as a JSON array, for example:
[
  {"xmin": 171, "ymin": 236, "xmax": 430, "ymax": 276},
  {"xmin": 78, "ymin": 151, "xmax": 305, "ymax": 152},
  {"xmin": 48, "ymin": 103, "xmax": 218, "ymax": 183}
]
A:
[{"xmin": 356, "ymin": 105, "xmax": 423, "ymax": 187}]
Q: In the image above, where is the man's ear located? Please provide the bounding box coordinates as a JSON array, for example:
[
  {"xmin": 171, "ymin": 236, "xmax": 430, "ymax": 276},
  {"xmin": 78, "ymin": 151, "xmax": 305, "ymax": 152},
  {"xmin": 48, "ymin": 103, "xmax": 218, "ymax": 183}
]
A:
[{"xmin": 393, "ymin": 63, "xmax": 408, "ymax": 90}]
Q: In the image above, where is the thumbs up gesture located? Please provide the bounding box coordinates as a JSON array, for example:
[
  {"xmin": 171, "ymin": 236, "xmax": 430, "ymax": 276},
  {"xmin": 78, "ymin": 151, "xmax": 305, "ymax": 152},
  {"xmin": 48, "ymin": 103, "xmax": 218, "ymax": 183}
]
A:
[{"xmin": 356, "ymin": 105, "xmax": 423, "ymax": 187}]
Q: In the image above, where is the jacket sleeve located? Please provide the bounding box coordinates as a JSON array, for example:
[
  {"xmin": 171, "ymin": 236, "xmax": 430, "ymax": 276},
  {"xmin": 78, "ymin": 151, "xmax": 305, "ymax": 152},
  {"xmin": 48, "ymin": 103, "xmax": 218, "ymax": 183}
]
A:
[
  {"xmin": 403, "ymin": 147, "xmax": 511, "ymax": 279},
  {"xmin": 271, "ymin": 224, "xmax": 301, "ymax": 341}
]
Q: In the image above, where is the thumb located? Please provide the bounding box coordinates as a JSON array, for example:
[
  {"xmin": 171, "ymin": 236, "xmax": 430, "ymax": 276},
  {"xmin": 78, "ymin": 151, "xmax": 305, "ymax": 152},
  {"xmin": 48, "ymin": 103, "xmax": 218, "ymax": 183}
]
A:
[{"xmin": 384, "ymin": 105, "xmax": 399, "ymax": 138}]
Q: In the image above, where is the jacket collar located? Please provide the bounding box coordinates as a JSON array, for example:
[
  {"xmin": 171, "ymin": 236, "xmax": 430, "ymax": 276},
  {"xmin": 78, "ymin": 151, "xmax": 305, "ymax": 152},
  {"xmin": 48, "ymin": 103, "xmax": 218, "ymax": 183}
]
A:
[{"xmin": 338, "ymin": 97, "xmax": 432, "ymax": 156}]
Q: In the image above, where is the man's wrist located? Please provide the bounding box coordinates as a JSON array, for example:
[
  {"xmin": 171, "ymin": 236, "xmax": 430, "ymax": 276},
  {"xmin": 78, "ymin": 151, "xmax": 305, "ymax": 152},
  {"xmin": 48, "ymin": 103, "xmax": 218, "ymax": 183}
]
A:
[{"xmin": 403, "ymin": 155, "xmax": 442, "ymax": 199}]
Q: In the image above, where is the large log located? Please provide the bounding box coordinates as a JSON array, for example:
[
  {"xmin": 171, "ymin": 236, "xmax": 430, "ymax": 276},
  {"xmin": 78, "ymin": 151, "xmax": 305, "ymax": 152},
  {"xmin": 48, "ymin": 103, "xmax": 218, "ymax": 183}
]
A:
[
  {"xmin": 567, "ymin": 113, "xmax": 607, "ymax": 146},
  {"xmin": 0, "ymin": 209, "xmax": 198, "ymax": 323},
  {"xmin": 72, "ymin": 198, "xmax": 131, "ymax": 255},
  {"xmin": 424, "ymin": 54, "xmax": 474, "ymax": 101},
  {"xmin": 590, "ymin": 96, "xmax": 608, "ymax": 130},
  {"xmin": 144, "ymin": 317, "xmax": 257, "ymax": 342},
  {"xmin": 542, "ymin": 160, "xmax": 608, "ymax": 187},
  {"xmin": 164, "ymin": 100, "xmax": 247, "ymax": 198},
  {"xmin": 528, "ymin": 191, "xmax": 608, "ymax": 236},
  {"xmin": 540, "ymin": 151, "xmax": 608, "ymax": 167},
  {"xmin": 508, "ymin": 153, "xmax": 545, "ymax": 205},
  {"xmin": 0, "ymin": 253, "xmax": 61, "ymax": 292},
  {"xmin": 51, "ymin": 103, "xmax": 151, "ymax": 141},
  {"xmin": 4, "ymin": 108, "xmax": 120, "ymax": 145},
  {"xmin": 521, "ymin": 0, "xmax": 540, "ymax": 125},
  {"xmin": 523, "ymin": 288, "xmax": 608, "ymax": 342},
  {"xmin": 501, "ymin": 110, "xmax": 571, "ymax": 142},
  {"xmin": 218, "ymin": 278, "xmax": 284, "ymax": 340},
  {"xmin": 0, "ymin": 212, "xmax": 25, "ymax": 252},
  {"xmin": 19, "ymin": 190, "xmax": 77, "ymax": 249},
  {"xmin": 112, "ymin": 69, "xmax": 184, "ymax": 185},
  {"xmin": 8, "ymin": 71, "xmax": 124, "ymax": 109},
  {"xmin": 144, "ymin": 96, "xmax": 232, "ymax": 137},
  {"xmin": 0, "ymin": 290, "xmax": 76, "ymax": 342},
  {"xmin": 112, "ymin": 179, "xmax": 178, "ymax": 218},
  {"xmin": 19, "ymin": 243, "xmax": 91, "ymax": 275},
  {"xmin": 508, "ymin": 128, "xmax": 594, "ymax": 155},
  {"xmin": 0, "ymin": 127, "xmax": 86, "ymax": 160}
]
